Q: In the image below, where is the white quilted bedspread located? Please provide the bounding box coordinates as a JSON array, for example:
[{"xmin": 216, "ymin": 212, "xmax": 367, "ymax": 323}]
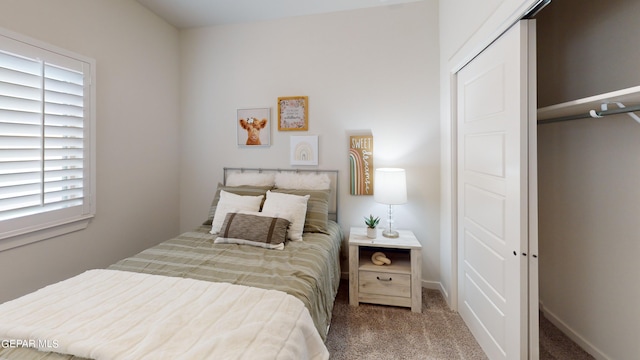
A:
[{"xmin": 0, "ymin": 269, "xmax": 329, "ymax": 360}]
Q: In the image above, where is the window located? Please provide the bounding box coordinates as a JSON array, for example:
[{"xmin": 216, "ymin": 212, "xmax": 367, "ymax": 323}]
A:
[{"xmin": 0, "ymin": 29, "xmax": 95, "ymax": 249}]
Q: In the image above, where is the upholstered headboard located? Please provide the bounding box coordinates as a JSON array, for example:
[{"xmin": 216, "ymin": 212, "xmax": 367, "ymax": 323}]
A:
[{"xmin": 223, "ymin": 167, "xmax": 339, "ymax": 222}]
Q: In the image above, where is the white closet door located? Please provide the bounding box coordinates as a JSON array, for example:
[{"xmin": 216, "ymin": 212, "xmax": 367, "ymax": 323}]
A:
[{"xmin": 456, "ymin": 20, "xmax": 537, "ymax": 360}]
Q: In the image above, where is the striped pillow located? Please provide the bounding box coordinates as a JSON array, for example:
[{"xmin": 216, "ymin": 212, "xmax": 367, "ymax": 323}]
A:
[
  {"xmin": 204, "ymin": 183, "xmax": 272, "ymax": 225},
  {"xmin": 271, "ymin": 188, "xmax": 330, "ymax": 234},
  {"xmin": 214, "ymin": 212, "xmax": 290, "ymax": 250}
]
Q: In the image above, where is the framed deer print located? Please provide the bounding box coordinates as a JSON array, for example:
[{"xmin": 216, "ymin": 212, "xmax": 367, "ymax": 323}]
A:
[
  {"xmin": 237, "ymin": 107, "xmax": 270, "ymax": 147},
  {"xmin": 278, "ymin": 96, "xmax": 308, "ymax": 131}
]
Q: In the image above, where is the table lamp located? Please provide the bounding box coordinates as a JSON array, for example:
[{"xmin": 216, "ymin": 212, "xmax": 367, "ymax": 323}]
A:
[{"xmin": 374, "ymin": 168, "xmax": 407, "ymax": 238}]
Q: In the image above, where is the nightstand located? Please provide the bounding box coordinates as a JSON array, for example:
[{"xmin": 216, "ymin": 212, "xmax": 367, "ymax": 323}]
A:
[{"xmin": 348, "ymin": 227, "xmax": 422, "ymax": 312}]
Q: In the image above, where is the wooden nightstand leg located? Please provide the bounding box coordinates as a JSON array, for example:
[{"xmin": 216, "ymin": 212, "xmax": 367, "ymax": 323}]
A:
[
  {"xmin": 411, "ymin": 248, "xmax": 422, "ymax": 312},
  {"xmin": 349, "ymin": 245, "xmax": 359, "ymax": 306}
]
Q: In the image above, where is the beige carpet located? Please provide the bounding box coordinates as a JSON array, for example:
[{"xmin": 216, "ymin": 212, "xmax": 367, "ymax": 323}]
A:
[
  {"xmin": 326, "ymin": 280, "xmax": 594, "ymax": 359},
  {"xmin": 326, "ymin": 280, "xmax": 487, "ymax": 359},
  {"xmin": 539, "ymin": 313, "xmax": 595, "ymax": 360}
]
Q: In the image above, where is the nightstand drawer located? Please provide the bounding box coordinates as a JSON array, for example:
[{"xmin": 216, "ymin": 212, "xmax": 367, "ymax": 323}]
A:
[{"xmin": 359, "ymin": 270, "xmax": 411, "ymax": 298}]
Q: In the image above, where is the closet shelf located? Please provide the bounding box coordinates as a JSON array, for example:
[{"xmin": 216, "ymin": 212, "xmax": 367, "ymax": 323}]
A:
[{"xmin": 537, "ymin": 85, "xmax": 640, "ymax": 124}]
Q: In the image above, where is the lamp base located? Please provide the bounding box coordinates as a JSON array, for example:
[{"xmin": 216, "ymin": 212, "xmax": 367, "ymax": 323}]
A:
[{"xmin": 382, "ymin": 229, "xmax": 399, "ymax": 238}]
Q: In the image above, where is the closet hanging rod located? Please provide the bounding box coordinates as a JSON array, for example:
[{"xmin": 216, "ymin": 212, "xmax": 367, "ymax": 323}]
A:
[{"xmin": 537, "ymin": 103, "xmax": 640, "ymax": 124}]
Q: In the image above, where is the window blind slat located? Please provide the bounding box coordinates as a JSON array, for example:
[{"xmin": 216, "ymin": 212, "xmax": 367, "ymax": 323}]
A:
[
  {"xmin": 0, "ymin": 182, "xmax": 40, "ymax": 199},
  {"xmin": 45, "ymin": 64, "xmax": 82, "ymax": 85},
  {"xmin": 0, "ymin": 51, "xmax": 41, "ymax": 76},
  {"xmin": 44, "ymin": 148, "xmax": 83, "ymax": 160},
  {"xmin": 0, "ymin": 199, "xmax": 83, "ymax": 221},
  {"xmin": 44, "ymin": 102, "xmax": 83, "ymax": 117},
  {"xmin": 0, "ymin": 94, "xmax": 41, "ymax": 113},
  {"xmin": 0, "ymin": 193, "xmax": 40, "ymax": 212},
  {"xmin": 44, "ymin": 159, "xmax": 83, "ymax": 171},
  {"xmin": 44, "ymin": 138, "xmax": 83, "ymax": 149},
  {"xmin": 0, "ymin": 80, "xmax": 41, "ymax": 100},
  {"xmin": 0, "ymin": 65, "xmax": 41, "ymax": 88},
  {"xmin": 0, "ymin": 171, "xmax": 41, "ymax": 187},
  {"xmin": 45, "ymin": 125, "xmax": 83, "ymax": 139},
  {"xmin": 45, "ymin": 178, "xmax": 83, "ymax": 189},
  {"xmin": 45, "ymin": 90, "xmax": 83, "ymax": 107},
  {"xmin": 0, "ymin": 122, "xmax": 40, "ymax": 137},
  {"xmin": 0, "ymin": 161, "xmax": 41, "ymax": 175},
  {"xmin": 44, "ymin": 169, "xmax": 82, "ymax": 182},
  {"xmin": 0, "ymin": 149, "xmax": 41, "ymax": 161},
  {"xmin": 0, "ymin": 108, "xmax": 42, "ymax": 125},
  {"xmin": 0, "ymin": 136, "xmax": 42, "ymax": 149},
  {"xmin": 44, "ymin": 113, "xmax": 83, "ymax": 127},
  {"xmin": 45, "ymin": 79, "xmax": 83, "ymax": 97},
  {"xmin": 44, "ymin": 188, "xmax": 83, "ymax": 203}
]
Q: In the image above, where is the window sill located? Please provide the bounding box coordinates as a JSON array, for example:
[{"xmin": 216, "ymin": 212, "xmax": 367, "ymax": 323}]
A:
[{"xmin": 0, "ymin": 216, "xmax": 93, "ymax": 252}]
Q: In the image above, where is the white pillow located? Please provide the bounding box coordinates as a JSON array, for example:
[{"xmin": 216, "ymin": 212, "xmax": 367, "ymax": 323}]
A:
[
  {"xmin": 210, "ymin": 190, "xmax": 264, "ymax": 234},
  {"xmin": 274, "ymin": 172, "xmax": 331, "ymax": 190},
  {"xmin": 225, "ymin": 172, "xmax": 275, "ymax": 187},
  {"xmin": 261, "ymin": 190, "xmax": 309, "ymax": 241}
]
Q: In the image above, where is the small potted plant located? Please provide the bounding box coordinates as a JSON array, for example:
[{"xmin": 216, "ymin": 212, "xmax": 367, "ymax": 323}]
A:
[{"xmin": 364, "ymin": 214, "xmax": 380, "ymax": 239}]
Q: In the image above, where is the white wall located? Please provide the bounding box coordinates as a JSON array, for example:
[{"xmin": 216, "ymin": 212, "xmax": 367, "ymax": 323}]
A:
[
  {"xmin": 178, "ymin": 1, "xmax": 441, "ymax": 285},
  {"xmin": 0, "ymin": 0, "xmax": 181, "ymax": 303},
  {"xmin": 537, "ymin": 1, "xmax": 640, "ymax": 358}
]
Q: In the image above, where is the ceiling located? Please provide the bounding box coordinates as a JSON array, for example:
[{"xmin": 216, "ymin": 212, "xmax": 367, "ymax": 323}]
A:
[{"xmin": 136, "ymin": 0, "xmax": 424, "ymax": 28}]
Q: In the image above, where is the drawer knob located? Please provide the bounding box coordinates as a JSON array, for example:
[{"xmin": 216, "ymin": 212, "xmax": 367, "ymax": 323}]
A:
[{"xmin": 376, "ymin": 276, "xmax": 392, "ymax": 282}]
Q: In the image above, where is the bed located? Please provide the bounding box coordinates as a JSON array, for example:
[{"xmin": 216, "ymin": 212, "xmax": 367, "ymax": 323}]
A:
[{"xmin": 0, "ymin": 168, "xmax": 342, "ymax": 360}]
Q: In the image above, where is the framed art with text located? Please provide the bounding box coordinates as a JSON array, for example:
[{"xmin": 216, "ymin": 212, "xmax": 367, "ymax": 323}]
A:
[
  {"xmin": 278, "ymin": 96, "xmax": 308, "ymax": 131},
  {"xmin": 349, "ymin": 134, "xmax": 374, "ymax": 195}
]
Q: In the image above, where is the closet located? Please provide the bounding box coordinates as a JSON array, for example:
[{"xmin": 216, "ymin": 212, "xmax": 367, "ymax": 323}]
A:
[{"xmin": 535, "ymin": 1, "xmax": 640, "ymax": 359}]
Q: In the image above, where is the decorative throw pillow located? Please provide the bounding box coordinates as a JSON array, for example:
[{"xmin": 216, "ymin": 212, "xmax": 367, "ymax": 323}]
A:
[
  {"xmin": 271, "ymin": 188, "xmax": 330, "ymax": 234},
  {"xmin": 204, "ymin": 183, "xmax": 271, "ymax": 225},
  {"xmin": 261, "ymin": 190, "xmax": 309, "ymax": 241},
  {"xmin": 214, "ymin": 212, "xmax": 290, "ymax": 250},
  {"xmin": 209, "ymin": 190, "xmax": 264, "ymax": 234},
  {"xmin": 274, "ymin": 172, "xmax": 331, "ymax": 190}
]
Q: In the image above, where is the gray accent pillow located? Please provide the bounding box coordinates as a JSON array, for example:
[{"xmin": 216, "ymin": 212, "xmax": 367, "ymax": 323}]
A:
[{"xmin": 214, "ymin": 212, "xmax": 290, "ymax": 250}]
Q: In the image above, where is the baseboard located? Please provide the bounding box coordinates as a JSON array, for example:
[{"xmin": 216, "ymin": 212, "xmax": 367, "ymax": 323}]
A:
[
  {"xmin": 439, "ymin": 282, "xmax": 451, "ymax": 307},
  {"xmin": 539, "ymin": 303, "xmax": 611, "ymax": 360},
  {"xmin": 421, "ymin": 279, "xmax": 441, "ymax": 290}
]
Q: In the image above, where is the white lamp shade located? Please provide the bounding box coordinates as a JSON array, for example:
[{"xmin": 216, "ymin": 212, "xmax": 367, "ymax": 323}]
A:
[{"xmin": 374, "ymin": 168, "xmax": 407, "ymax": 205}]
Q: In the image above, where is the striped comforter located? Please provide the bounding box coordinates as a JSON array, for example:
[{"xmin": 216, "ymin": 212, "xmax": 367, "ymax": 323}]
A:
[
  {"xmin": 108, "ymin": 222, "xmax": 343, "ymax": 340},
  {"xmin": 0, "ymin": 222, "xmax": 342, "ymax": 359}
]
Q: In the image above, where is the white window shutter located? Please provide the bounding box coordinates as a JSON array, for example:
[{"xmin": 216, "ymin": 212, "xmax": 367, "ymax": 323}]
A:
[{"xmin": 0, "ymin": 29, "xmax": 95, "ymax": 245}]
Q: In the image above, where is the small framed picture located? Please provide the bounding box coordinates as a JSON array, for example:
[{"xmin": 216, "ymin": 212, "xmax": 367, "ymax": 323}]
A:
[
  {"xmin": 237, "ymin": 107, "xmax": 270, "ymax": 147},
  {"xmin": 278, "ymin": 96, "xmax": 308, "ymax": 131},
  {"xmin": 290, "ymin": 135, "xmax": 318, "ymax": 166}
]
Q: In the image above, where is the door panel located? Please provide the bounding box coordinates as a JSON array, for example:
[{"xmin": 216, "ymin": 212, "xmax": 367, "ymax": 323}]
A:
[
  {"xmin": 464, "ymin": 133, "xmax": 506, "ymax": 177},
  {"xmin": 457, "ymin": 20, "xmax": 537, "ymax": 359}
]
